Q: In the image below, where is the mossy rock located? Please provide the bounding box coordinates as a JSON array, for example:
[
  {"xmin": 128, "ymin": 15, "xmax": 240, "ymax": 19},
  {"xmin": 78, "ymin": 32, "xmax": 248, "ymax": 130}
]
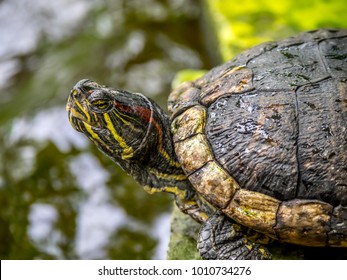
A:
[{"xmin": 166, "ymin": 206, "xmax": 201, "ymax": 260}]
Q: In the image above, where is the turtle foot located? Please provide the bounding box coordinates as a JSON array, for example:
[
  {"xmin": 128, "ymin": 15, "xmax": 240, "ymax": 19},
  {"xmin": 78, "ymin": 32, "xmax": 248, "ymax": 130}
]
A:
[{"xmin": 197, "ymin": 212, "xmax": 272, "ymax": 260}]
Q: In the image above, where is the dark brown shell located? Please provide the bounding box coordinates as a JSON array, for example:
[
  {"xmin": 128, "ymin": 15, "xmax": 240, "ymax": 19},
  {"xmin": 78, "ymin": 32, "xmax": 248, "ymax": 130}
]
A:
[
  {"xmin": 170, "ymin": 29, "xmax": 347, "ymax": 246},
  {"xmin": 170, "ymin": 28, "xmax": 347, "ymax": 205}
]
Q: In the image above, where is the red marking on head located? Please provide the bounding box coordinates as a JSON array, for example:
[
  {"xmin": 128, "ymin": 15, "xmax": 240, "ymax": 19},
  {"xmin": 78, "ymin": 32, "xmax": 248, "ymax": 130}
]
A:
[
  {"xmin": 113, "ymin": 101, "xmax": 152, "ymax": 121},
  {"xmin": 135, "ymin": 106, "xmax": 152, "ymax": 121}
]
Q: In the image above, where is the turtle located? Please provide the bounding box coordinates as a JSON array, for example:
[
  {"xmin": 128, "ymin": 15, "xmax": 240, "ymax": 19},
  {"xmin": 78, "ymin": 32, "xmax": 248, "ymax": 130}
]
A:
[{"xmin": 66, "ymin": 28, "xmax": 347, "ymax": 260}]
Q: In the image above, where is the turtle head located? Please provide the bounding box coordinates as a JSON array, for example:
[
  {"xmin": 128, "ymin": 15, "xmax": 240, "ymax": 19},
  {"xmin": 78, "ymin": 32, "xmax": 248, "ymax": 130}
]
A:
[
  {"xmin": 67, "ymin": 79, "xmax": 154, "ymax": 162},
  {"xmin": 67, "ymin": 79, "xmax": 189, "ymax": 192}
]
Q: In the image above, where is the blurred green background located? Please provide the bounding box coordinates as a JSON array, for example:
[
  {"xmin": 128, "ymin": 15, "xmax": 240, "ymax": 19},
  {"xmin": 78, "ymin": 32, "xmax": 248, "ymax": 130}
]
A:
[{"xmin": 0, "ymin": 0, "xmax": 346, "ymax": 260}]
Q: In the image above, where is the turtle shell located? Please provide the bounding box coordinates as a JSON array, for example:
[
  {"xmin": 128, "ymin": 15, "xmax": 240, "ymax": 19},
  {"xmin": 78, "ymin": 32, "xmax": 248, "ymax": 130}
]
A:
[{"xmin": 169, "ymin": 29, "xmax": 347, "ymax": 247}]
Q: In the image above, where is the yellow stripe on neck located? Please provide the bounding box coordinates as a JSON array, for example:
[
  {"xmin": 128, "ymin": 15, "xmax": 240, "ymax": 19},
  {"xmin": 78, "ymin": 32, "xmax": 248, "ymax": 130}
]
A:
[
  {"xmin": 148, "ymin": 167, "xmax": 188, "ymax": 181},
  {"xmin": 143, "ymin": 185, "xmax": 186, "ymax": 199},
  {"xmin": 83, "ymin": 122, "xmax": 112, "ymax": 153},
  {"xmin": 104, "ymin": 113, "xmax": 134, "ymax": 159},
  {"xmin": 157, "ymin": 146, "xmax": 182, "ymax": 168}
]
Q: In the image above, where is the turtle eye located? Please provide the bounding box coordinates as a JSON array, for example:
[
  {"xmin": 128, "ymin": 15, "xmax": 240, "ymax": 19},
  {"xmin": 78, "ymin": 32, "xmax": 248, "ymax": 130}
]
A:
[{"xmin": 90, "ymin": 99, "xmax": 113, "ymax": 112}]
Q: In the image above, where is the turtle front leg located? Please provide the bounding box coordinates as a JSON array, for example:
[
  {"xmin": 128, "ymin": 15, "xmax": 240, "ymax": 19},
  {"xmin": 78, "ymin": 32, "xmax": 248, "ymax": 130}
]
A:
[
  {"xmin": 144, "ymin": 178, "xmax": 211, "ymax": 224},
  {"xmin": 174, "ymin": 191, "xmax": 210, "ymax": 224},
  {"xmin": 198, "ymin": 211, "xmax": 272, "ymax": 260}
]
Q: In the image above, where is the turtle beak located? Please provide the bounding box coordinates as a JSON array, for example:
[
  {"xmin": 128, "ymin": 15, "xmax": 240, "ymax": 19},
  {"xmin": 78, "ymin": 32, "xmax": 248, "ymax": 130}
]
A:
[
  {"xmin": 66, "ymin": 86, "xmax": 89, "ymax": 131},
  {"xmin": 67, "ymin": 79, "xmax": 107, "ymax": 132},
  {"xmin": 66, "ymin": 94, "xmax": 73, "ymax": 112},
  {"xmin": 66, "ymin": 79, "xmax": 99, "ymax": 113}
]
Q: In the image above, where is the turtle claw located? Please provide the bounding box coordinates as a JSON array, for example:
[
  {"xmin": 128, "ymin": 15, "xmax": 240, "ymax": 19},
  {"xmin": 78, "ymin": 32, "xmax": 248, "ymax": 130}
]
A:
[{"xmin": 198, "ymin": 212, "xmax": 272, "ymax": 260}]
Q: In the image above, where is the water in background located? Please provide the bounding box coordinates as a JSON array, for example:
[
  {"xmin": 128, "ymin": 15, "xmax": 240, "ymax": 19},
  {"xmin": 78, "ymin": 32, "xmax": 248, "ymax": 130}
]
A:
[{"xmin": 0, "ymin": 0, "xmax": 212, "ymax": 259}]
